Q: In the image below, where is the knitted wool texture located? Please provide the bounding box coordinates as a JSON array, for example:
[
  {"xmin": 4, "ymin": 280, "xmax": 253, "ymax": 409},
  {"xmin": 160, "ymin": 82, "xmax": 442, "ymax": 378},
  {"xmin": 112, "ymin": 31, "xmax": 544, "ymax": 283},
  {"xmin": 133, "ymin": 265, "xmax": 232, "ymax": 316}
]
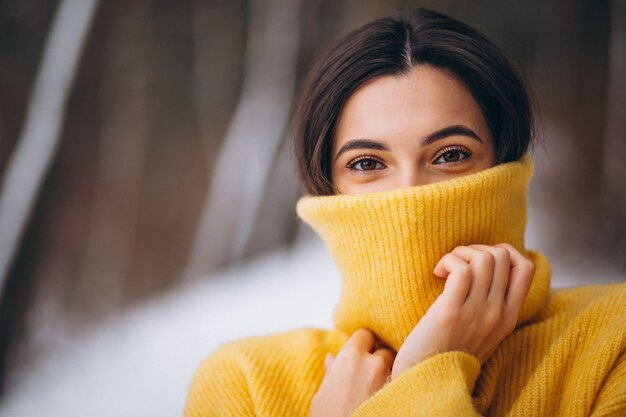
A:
[
  {"xmin": 296, "ymin": 157, "xmax": 549, "ymax": 351},
  {"xmin": 185, "ymin": 159, "xmax": 626, "ymax": 416}
]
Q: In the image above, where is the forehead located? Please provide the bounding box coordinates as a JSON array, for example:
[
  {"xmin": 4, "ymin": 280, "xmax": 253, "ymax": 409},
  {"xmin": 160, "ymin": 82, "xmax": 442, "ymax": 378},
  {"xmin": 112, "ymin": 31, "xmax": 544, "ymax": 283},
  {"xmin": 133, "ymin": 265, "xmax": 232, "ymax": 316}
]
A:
[{"xmin": 333, "ymin": 65, "xmax": 489, "ymax": 148}]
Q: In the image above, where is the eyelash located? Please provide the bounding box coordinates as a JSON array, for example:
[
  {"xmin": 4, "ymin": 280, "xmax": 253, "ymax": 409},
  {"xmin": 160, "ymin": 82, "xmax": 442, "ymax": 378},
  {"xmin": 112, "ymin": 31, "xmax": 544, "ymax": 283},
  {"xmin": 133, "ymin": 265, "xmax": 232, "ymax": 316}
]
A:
[
  {"xmin": 345, "ymin": 145, "xmax": 473, "ymax": 172},
  {"xmin": 432, "ymin": 146, "xmax": 472, "ymax": 164},
  {"xmin": 346, "ymin": 155, "xmax": 385, "ymax": 171}
]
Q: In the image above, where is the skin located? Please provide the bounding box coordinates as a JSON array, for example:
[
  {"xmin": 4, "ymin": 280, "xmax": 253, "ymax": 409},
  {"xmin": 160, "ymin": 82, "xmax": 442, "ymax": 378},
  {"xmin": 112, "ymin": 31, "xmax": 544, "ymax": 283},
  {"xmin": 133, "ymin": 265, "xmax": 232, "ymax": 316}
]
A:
[
  {"xmin": 331, "ymin": 65, "xmax": 495, "ymax": 194},
  {"xmin": 310, "ymin": 65, "xmax": 535, "ymax": 417}
]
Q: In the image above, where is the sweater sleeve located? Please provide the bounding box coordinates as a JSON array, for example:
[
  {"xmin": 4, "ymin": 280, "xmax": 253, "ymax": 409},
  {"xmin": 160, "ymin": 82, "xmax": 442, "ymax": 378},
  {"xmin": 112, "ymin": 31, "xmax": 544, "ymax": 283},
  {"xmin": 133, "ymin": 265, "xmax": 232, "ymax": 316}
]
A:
[
  {"xmin": 352, "ymin": 351, "xmax": 482, "ymax": 417},
  {"xmin": 590, "ymin": 353, "xmax": 626, "ymax": 416},
  {"xmin": 184, "ymin": 346, "xmax": 256, "ymax": 417}
]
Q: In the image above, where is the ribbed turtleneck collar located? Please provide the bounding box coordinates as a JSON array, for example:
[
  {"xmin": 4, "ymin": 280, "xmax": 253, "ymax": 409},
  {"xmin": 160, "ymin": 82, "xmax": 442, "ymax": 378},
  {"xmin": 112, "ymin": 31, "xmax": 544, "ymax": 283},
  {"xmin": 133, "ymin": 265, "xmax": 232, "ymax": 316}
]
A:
[{"xmin": 297, "ymin": 158, "xmax": 551, "ymax": 351}]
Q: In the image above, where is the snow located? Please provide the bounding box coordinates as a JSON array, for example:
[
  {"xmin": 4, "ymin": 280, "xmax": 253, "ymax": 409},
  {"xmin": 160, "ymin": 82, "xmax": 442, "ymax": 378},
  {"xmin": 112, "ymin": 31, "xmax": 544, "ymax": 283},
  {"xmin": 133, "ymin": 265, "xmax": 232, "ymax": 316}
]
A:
[{"xmin": 0, "ymin": 239, "xmax": 340, "ymax": 417}]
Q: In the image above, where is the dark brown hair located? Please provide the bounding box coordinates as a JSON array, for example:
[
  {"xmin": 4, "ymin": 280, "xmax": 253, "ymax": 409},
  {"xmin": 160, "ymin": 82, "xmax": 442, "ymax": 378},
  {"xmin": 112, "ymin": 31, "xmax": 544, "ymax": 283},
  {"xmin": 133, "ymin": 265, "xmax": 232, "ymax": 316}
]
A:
[{"xmin": 293, "ymin": 8, "xmax": 534, "ymax": 195}]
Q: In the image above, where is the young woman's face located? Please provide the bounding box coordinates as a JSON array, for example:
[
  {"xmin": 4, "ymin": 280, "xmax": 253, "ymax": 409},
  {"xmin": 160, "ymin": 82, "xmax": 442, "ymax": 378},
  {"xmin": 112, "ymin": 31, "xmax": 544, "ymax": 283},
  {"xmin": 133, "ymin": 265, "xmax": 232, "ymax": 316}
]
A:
[{"xmin": 331, "ymin": 65, "xmax": 496, "ymax": 194}]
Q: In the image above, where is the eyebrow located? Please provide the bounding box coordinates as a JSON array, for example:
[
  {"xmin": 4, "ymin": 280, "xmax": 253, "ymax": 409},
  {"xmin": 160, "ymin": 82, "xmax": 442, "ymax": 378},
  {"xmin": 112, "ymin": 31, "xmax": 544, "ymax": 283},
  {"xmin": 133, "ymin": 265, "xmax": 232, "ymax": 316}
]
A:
[
  {"xmin": 423, "ymin": 124, "xmax": 482, "ymax": 146},
  {"xmin": 333, "ymin": 139, "xmax": 389, "ymax": 161},
  {"xmin": 333, "ymin": 124, "xmax": 483, "ymax": 162}
]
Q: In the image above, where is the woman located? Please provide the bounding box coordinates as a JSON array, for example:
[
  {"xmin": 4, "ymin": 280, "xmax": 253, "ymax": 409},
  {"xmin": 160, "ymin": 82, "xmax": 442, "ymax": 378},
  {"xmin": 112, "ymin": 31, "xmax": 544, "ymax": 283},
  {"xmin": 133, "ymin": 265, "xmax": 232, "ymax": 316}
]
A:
[{"xmin": 185, "ymin": 9, "xmax": 626, "ymax": 416}]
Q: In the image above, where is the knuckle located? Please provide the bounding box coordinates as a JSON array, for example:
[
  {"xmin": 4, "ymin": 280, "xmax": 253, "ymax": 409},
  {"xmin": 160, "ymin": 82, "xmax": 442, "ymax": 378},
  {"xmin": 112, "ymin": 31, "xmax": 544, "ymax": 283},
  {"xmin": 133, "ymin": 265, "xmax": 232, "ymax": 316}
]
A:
[
  {"xmin": 457, "ymin": 263, "xmax": 472, "ymax": 276},
  {"xmin": 369, "ymin": 355, "xmax": 388, "ymax": 373},
  {"xmin": 517, "ymin": 262, "xmax": 535, "ymax": 281},
  {"xmin": 358, "ymin": 328, "xmax": 373, "ymax": 336},
  {"xmin": 496, "ymin": 242, "xmax": 514, "ymax": 251},
  {"xmin": 452, "ymin": 245, "xmax": 469, "ymax": 254},
  {"xmin": 475, "ymin": 251, "xmax": 495, "ymax": 268},
  {"xmin": 492, "ymin": 247, "xmax": 509, "ymax": 261},
  {"xmin": 352, "ymin": 328, "xmax": 371, "ymax": 339},
  {"xmin": 442, "ymin": 253, "xmax": 457, "ymax": 265}
]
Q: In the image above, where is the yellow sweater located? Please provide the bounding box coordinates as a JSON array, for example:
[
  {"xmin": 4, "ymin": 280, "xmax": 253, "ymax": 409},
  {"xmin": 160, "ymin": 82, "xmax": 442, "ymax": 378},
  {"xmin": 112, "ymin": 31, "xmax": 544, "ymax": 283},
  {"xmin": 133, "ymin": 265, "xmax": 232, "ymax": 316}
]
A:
[{"xmin": 185, "ymin": 159, "xmax": 626, "ymax": 416}]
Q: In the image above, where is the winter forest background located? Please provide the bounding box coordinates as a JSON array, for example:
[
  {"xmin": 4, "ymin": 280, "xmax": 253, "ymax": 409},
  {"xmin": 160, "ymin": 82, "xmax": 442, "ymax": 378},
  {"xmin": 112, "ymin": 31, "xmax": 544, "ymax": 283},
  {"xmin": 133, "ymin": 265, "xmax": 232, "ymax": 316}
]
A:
[{"xmin": 0, "ymin": 0, "xmax": 625, "ymax": 415}]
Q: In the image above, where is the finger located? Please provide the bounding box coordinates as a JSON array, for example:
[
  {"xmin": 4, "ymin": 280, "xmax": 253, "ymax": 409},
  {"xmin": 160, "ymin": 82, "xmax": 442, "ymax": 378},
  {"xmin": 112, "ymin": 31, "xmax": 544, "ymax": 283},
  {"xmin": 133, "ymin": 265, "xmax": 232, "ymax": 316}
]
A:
[
  {"xmin": 324, "ymin": 353, "xmax": 335, "ymax": 372},
  {"xmin": 495, "ymin": 244, "xmax": 534, "ymax": 310},
  {"xmin": 344, "ymin": 328, "xmax": 376, "ymax": 351},
  {"xmin": 451, "ymin": 246, "xmax": 495, "ymax": 299},
  {"xmin": 469, "ymin": 244, "xmax": 511, "ymax": 301},
  {"xmin": 372, "ymin": 348, "xmax": 395, "ymax": 370},
  {"xmin": 434, "ymin": 253, "xmax": 472, "ymax": 304}
]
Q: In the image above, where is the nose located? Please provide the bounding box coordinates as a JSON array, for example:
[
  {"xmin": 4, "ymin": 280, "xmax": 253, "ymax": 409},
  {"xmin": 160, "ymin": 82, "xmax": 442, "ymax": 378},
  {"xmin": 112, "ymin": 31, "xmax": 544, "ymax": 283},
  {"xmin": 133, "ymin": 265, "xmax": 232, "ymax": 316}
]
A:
[{"xmin": 397, "ymin": 164, "xmax": 425, "ymax": 188}]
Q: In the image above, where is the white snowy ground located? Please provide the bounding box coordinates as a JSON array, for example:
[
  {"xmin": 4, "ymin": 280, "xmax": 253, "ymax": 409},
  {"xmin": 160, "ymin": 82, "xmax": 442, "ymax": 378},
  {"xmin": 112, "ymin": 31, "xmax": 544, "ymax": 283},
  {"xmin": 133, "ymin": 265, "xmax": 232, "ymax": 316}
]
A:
[
  {"xmin": 0, "ymin": 238, "xmax": 341, "ymax": 417},
  {"xmin": 1, "ymin": 231, "xmax": 622, "ymax": 417}
]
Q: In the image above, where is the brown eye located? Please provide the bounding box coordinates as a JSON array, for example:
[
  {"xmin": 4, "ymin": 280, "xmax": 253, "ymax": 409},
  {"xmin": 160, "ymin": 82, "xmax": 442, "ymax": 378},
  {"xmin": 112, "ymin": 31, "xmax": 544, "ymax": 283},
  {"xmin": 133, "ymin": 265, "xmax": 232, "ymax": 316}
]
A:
[
  {"xmin": 346, "ymin": 156, "xmax": 385, "ymax": 171},
  {"xmin": 433, "ymin": 147, "xmax": 471, "ymax": 164}
]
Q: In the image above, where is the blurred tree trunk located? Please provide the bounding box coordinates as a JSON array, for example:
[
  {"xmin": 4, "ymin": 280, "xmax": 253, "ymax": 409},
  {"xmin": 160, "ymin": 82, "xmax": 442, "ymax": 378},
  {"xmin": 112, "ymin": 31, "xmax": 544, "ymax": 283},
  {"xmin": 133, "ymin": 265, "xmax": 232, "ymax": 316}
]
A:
[
  {"xmin": 0, "ymin": 2, "xmax": 59, "ymax": 173},
  {"xmin": 191, "ymin": 0, "xmax": 246, "ymax": 165},
  {"xmin": 76, "ymin": 2, "xmax": 147, "ymax": 316},
  {"xmin": 0, "ymin": 0, "xmax": 99, "ymax": 391},
  {"xmin": 184, "ymin": 0, "xmax": 302, "ymax": 278},
  {"xmin": 0, "ymin": 0, "xmax": 99, "ymax": 302}
]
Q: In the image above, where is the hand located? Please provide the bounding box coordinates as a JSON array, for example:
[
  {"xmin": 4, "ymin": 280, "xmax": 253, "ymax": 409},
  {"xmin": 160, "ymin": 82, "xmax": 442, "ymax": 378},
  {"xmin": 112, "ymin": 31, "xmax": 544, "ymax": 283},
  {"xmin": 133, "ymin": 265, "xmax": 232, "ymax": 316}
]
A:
[
  {"xmin": 311, "ymin": 328, "xmax": 395, "ymax": 417},
  {"xmin": 391, "ymin": 243, "xmax": 535, "ymax": 379}
]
